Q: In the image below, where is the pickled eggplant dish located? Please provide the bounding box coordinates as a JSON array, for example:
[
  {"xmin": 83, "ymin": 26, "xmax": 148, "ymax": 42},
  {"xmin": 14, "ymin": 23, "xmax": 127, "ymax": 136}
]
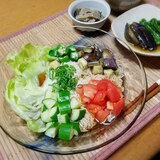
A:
[
  {"xmin": 125, "ymin": 18, "xmax": 160, "ymax": 51},
  {"xmin": 5, "ymin": 43, "xmax": 124, "ymax": 141}
]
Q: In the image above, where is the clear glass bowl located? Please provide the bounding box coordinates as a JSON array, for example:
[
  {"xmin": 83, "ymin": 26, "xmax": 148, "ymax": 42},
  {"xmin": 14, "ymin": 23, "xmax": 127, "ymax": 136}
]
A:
[{"xmin": 0, "ymin": 26, "xmax": 147, "ymax": 154}]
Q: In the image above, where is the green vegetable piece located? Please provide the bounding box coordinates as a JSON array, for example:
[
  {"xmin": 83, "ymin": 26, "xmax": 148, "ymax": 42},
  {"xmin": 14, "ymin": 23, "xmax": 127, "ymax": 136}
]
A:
[
  {"xmin": 42, "ymin": 98, "xmax": 56, "ymax": 109},
  {"xmin": 6, "ymin": 43, "xmax": 51, "ymax": 75},
  {"xmin": 50, "ymin": 106, "xmax": 59, "ymax": 122},
  {"xmin": 67, "ymin": 77, "xmax": 78, "ymax": 91},
  {"xmin": 41, "ymin": 109, "xmax": 52, "ymax": 122},
  {"xmin": 70, "ymin": 51, "xmax": 79, "ymax": 61},
  {"xmin": 42, "ymin": 105, "xmax": 47, "ymax": 112},
  {"xmin": 49, "ymin": 68, "xmax": 54, "ymax": 80},
  {"xmin": 58, "ymin": 90, "xmax": 70, "ymax": 102},
  {"xmin": 57, "ymin": 46, "xmax": 67, "ymax": 57},
  {"xmin": 150, "ymin": 18, "xmax": 160, "ymax": 34},
  {"xmin": 66, "ymin": 45, "xmax": 76, "ymax": 54},
  {"xmin": 57, "ymin": 113, "xmax": 70, "ymax": 123},
  {"xmin": 45, "ymin": 122, "xmax": 59, "ymax": 138},
  {"xmin": 59, "ymin": 55, "xmax": 70, "ymax": 63},
  {"xmin": 70, "ymin": 109, "xmax": 86, "ymax": 121},
  {"xmin": 71, "ymin": 122, "xmax": 81, "ymax": 136},
  {"xmin": 140, "ymin": 18, "xmax": 160, "ymax": 45},
  {"xmin": 49, "ymin": 49, "xmax": 58, "ymax": 57},
  {"xmin": 27, "ymin": 119, "xmax": 47, "ymax": 133},
  {"xmin": 58, "ymin": 100, "xmax": 71, "ymax": 114},
  {"xmin": 70, "ymin": 97, "xmax": 81, "ymax": 109},
  {"xmin": 58, "ymin": 123, "xmax": 74, "ymax": 141}
]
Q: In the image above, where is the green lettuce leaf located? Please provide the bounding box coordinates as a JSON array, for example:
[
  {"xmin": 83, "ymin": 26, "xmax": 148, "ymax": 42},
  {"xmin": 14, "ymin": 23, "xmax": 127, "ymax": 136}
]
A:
[
  {"xmin": 5, "ymin": 43, "xmax": 53, "ymax": 121},
  {"xmin": 6, "ymin": 43, "xmax": 51, "ymax": 75}
]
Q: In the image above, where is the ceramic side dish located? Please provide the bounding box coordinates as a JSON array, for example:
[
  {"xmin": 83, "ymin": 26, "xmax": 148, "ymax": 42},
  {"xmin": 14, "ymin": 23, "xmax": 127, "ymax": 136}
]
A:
[
  {"xmin": 68, "ymin": 0, "xmax": 111, "ymax": 31},
  {"xmin": 111, "ymin": 4, "xmax": 160, "ymax": 57}
]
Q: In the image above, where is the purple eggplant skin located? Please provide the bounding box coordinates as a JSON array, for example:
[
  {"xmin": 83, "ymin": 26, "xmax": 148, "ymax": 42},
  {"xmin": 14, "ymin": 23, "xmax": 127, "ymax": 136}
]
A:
[
  {"xmin": 130, "ymin": 22, "xmax": 156, "ymax": 50},
  {"xmin": 124, "ymin": 23, "xmax": 139, "ymax": 45},
  {"xmin": 103, "ymin": 58, "xmax": 118, "ymax": 70},
  {"xmin": 130, "ymin": 22, "xmax": 148, "ymax": 49},
  {"xmin": 138, "ymin": 25, "xmax": 156, "ymax": 51}
]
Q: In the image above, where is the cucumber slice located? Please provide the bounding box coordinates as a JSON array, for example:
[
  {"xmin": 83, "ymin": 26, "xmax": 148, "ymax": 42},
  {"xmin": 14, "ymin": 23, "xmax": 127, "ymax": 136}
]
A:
[
  {"xmin": 58, "ymin": 100, "xmax": 71, "ymax": 114},
  {"xmin": 27, "ymin": 119, "xmax": 46, "ymax": 133},
  {"xmin": 42, "ymin": 98, "xmax": 56, "ymax": 109},
  {"xmin": 71, "ymin": 122, "xmax": 81, "ymax": 136},
  {"xmin": 41, "ymin": 109, "xmax": 52, "ymax": 122},
  {"xmin": 42, "ymin": 105, "xmax": 47, "ymax": 112},
  {"xmin": 45, "ymin": 122, "xmax": 59, "ymax": 138},
  {"xmin": 58, "ymin": 91, "xmax": 70, "ymax": 102},
  {"xmin": 50, "ymin": 106, "xmax": 59, "ymax": 122},
  {"xmin": 57, "ymin": 113, "xmax": 70, "ymax": 124},
  {"xmin": 70, "ymin": 97, "xmax": 81, "ymax": 109},
  {"xmin": 70, "ymin": 109, "xmax": 86, "ymax": 121},
  {"xmin": 58, "ymin": 123, "xmax": 74, "ymax": 141}
]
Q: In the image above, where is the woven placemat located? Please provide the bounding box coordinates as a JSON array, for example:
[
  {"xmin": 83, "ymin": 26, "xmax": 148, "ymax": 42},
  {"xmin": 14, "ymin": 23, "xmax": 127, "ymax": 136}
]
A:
[{"xmin": 0, "ymin": 10, "xmax": 160, "ymax": 160}]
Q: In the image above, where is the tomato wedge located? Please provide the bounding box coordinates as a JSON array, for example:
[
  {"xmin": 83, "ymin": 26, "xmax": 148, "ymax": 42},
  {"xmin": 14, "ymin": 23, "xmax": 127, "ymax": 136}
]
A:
[
  {"xmin": 76, "ymin": 86, "xmax": 83, "ymax": 96},
  {"xmin": 86, "ymin": 104, "xmax": 102, "ymax": 116},
  {"xmin": 83, "ymin": 84, "xmax": 97, "ymax": 99},
  {"xmin": 112, "ymin": 98, "xmax": 124, "ymax": 117},
  {"xmin": 106, "ymin": 85, "xmax": 121, "ymax": 102},
  {"xmin": 76, "ymin": 78, "xmax": 124, "ymax": 123},
  {"xmin": 92, "ymin": 90, "xmax": 107, "ymax": 106},
  {"xmin": 96, "ymin": 109, "xmax": 110, "ymax": 123}
]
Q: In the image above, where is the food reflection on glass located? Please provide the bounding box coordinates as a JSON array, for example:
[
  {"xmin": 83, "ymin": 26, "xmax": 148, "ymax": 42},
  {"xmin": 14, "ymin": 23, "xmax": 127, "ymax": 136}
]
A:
[
  {"xmin": 124, "ymin": 18, "xmax": 160, "ymax": 51},
  {"xmin": 5, "ymin": 43, "xmax": 124, "ymax": 141},
  {"xmin": 74, "ymin": 8, "xmax": 104, "ymax": 22}
]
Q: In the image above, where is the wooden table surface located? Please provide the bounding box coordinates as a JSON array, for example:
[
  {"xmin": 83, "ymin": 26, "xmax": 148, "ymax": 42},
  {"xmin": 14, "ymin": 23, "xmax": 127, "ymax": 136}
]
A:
[{"xmin": 0, "ymin": 0, "xmax": 160, "ymax": 160}]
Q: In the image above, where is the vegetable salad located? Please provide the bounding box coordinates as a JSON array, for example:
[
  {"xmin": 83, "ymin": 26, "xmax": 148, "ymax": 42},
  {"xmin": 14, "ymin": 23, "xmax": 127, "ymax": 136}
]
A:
[{"xmin": 5, "ymin": 43, "xmax": 124, "ymax": 141}]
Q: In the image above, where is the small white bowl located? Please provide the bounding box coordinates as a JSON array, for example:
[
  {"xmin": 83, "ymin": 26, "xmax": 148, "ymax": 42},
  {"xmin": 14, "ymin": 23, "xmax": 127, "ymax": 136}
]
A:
[{"xmin": 68, "ymin": 0, "xmax": 111, "ymax": 31}]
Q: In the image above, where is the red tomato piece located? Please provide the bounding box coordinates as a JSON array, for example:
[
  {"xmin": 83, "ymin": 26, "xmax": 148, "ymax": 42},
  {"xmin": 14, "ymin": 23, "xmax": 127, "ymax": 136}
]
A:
[
  {"xmin": 81, "ymin": 96, "xmax": 91, "ymax": 104},
  {"xmin": 106, "ymin": 85, "xmax": 121, "ymax": 102},
  {"xmin": 92, "ymin": 90, "xmax": 108, "ymax": 106},
  {"xmin": 112, "ymin": 98, "xmax": 124, "ymax": 117},
  {"xmin": 96, "ymin": 109, "xmax": 110, "ymax": 123},
  {"xmin": 86, "ymin": 104, "xmax": 102, "ymax": 116},
  {"xmin": 83, "ymin": 84, "xmax": 97, "ymax": 99},
  {"xmin": 76, "ymin": 86, "xmax": 84, "ymax": 96},
  {"xmin": 97, "ymin": 79, "xmax": 109, "ymax": 91}
]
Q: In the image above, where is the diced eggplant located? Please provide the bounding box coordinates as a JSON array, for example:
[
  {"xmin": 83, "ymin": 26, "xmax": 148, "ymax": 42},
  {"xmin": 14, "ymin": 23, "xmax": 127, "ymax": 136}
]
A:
[
  {"xmin": 78, "ymin": 58, "xmax": 88, "ymax": 70},
  {"xmin": 78, "ymin": 50, "xmax": 84, "ymax": 57},
  {"xmin": 87, "ymin": 61, "xmax": 99, "ymax": 67},
  {"xmin": 83, "ymin": 53, "xmax": 98, "ymax": 62},
  {"xmin": 92, "ymin": 65, "xmax": 103, "ymax": 75},
  {"xmin": 93, "ymin": 45, "xmax": 103, "ymax": 59},
  {"xmin": 102, "ymin": 49, "xmax": 113, "ymax": 58},
  {"xmin": 103, "ymin": 58, "xmax": 118, "ymax": 70},
  {"xmin": 124, "ymin": 23, "xmax": 139, "ymax": 45},
  {"xmin": 83, "ymin": 48, "xmax": 93, "ymax": 53},
  {"xmin": 104, "ymin": 69, "xmax": 114, "ymax": 78}
]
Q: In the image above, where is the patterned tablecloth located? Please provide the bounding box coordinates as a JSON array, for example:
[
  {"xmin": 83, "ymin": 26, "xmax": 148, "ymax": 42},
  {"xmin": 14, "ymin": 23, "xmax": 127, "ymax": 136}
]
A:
[{"xmin": 0, "ymin": 9, "xmax": 160, "ymax": 160}]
